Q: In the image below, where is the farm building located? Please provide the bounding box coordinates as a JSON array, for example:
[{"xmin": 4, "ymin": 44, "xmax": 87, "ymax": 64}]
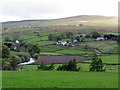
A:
[
  {"xmin": 56, "ymin": 41, "xmax": 75, "ymax": 46},
  {"xmin": 15, "ymin": 40, "xmax": 19, "ymax": 44},
  {"xmin": 56, "ymin": 41, "xmax": 67, "ymax": 46}
]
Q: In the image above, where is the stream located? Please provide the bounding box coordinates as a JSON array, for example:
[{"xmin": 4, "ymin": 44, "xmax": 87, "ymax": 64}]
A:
[{"xmin": 17, "ymin": 58, "xmax": 35, "ymax": 66}]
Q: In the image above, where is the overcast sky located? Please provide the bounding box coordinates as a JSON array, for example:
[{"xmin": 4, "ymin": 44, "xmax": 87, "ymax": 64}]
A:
[{"xmin": 0, "ymin": 0, "xmax": 119, "ymax": 22}]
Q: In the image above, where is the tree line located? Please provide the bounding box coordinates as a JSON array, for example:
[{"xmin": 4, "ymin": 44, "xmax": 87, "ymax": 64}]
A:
[
  {"xmin": 37, "ymin": 53, "xmax": 105, "ymax": 72},
  {"xmin": 2, "ymin": 38, "xmax": 40, "ymax": 70}
]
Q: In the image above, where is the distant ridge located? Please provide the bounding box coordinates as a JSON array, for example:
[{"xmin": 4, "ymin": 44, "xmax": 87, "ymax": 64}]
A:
[
  {"xmin": 2, "ymin": 15, "xmax": 117, "ymax": 23},
  {"xmin": 2, "ymin": 15, "xmax": 117, "ymax": 32}
]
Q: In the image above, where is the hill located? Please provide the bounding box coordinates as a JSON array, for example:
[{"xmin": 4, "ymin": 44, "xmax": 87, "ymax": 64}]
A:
[{"xmin": 2, "ymin": 15, "xmax": 118, "ymax": 33}]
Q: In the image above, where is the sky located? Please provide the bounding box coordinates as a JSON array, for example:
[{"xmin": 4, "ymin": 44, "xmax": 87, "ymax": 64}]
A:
[{"xmin": 0, "ymin": 0, "xmax": 119, "ymax": 22}]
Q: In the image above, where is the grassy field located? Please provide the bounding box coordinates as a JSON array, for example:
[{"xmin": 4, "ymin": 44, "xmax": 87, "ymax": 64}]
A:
[
  {"xmin": 1, "ymin": 15, "xmax": 119, "ymax": 89},
  {"xmin": 83, "ymin": 55, "xmax": 118, "ymax": 64},
  {"xmin": 0, "ymin": 71, "xmax": 2, "ymax": 89},
  {"xmin": 2, "ymin": 71, "xmax": 118, "ymax": 88},
  {"xmin": 56, "ymin": 49, "xmax": 93, "ymax": 56},
  {"xmin": 100, "ymin": 55, "xmax": 118, "ymax": 64},
  {"xmin": 80, "ymin": 41, "xmax": 118, "ymax": 54},
  {"xmin": 2, "ymin": 25, "xmax": 118, "ymax": 56}
]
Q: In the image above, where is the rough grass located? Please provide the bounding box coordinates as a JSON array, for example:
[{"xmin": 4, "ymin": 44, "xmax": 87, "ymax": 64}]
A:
[
  {"xmin": 80, "ymin": 41, "xmax": 118, "ymax": 53},
  {"xmin": 3, "ymin": 15, "xmax": 117, "ymax": 33},
  {"xmin": 2, "ymin": 71, "xmax": 118, "ymax": 88}
]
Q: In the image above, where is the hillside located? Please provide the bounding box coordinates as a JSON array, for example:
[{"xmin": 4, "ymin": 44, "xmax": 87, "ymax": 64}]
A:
[{"xmin": 2, "ymin": 15, "xmax": 118, "ymax": 33}]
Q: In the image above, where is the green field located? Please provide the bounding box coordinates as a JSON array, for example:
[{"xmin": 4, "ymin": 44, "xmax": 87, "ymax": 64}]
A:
[
  {"xmin": 2, "ymin": 71, "xmax": 118, "ymax": 88},
  {"xmin": 0, "ymin": 71, "xmax": 2, "ymax": 89},
  {"xmin": 83, "ymin": 55, "xmax": 118, "ymax": 64},
  {"xmin": 2, "ymin": 15, "xmax": 118, "ymax": 88}
]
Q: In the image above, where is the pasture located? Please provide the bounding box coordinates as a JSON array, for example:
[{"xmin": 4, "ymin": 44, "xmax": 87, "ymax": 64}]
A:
[
  {"xmin": 2, "ymin": 15, "xmax": 119, "ymax": 88},
  {"xmin": 2, "ymin": 71, "xmax": 118, "ymax": 88}
]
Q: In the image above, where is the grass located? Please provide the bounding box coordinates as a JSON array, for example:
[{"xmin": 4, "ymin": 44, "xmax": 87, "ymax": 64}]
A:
[
  {"xmin": 100, "ymin": 55, "xmax": 118, "ymax": 64},
  {"xmin": 18, "ymin": 65, "xmax": 38, "ymax": 71},
  {"xmin": 105, "ymin": 32, "xmax": 119, "ymax": 35},
  {"xmin": 80, "ymin": 41, "xmax": 118, "ymax": 53},
  {"xmin": 2, "ymin": 71, "xmax": 118, "ymax": 88},
  {"xmin": 84, "ymin": 55, "xmax": 118, "ymax": 64},
  {"xmin": 40, "ymin": 52, "xmax": 61, "ymax": 55},
  {"xmin": 2, "ymin": 15, "xmax": 118, "ymax": 88},
  {"xmin": 56, "ymin": 49, "xmax": 93, "ymax": 56},
  {"xmin": 0, "ymin": 71, "xmax": 2, "ymax": 89},
  {"xmin": 41, "ymin": 45, "xmax": 64, "ymax": 52}
]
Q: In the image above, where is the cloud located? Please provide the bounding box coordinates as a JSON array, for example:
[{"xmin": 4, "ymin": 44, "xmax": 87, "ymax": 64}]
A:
[
  {"xmin": 0, "ymin": 0, "xmax": 119, "ymax": 22},
  {"xmin": 1, "ymin": 0, "xmax": 63, "ymax": 18}
]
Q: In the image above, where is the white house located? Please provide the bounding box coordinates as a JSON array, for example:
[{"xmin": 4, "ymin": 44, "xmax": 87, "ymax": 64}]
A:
[
  {"xmin": 56, "ymin": 41, "xmax": 67, "ymax": 46},
  {"xmin": 95, "ymin": 37, "xmax": 104, "ymax": 41},
  {"xmin": 73, "ymin": 40, "xmax": 77, "ymax": 43},
  {"xmin": 15, "ymin": 40, "xmax": 19, "ymax": 44},
  {"xmin": 56, "ymin": 41, "xmax": 75, "ymax": 46}
]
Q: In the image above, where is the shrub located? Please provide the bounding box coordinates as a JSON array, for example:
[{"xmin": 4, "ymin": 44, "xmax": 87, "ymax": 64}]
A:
[
  {"xmin": 48, "ymin": 34, "xmax": 57, "ymax": 41},
  {"xmin": 2, "ymin": 44, "xmax": 10, "ymax": 58},
  {"xmin": 4, "ymin": 37, "xmax": 12, "ymax": 42},
  {"xmin": 33, "ymin": 53, "xmax": 39, "ymax": 60},
  {"xmin": 17, "ymin": 52, "xmax": 31, "ymax": 62},
  {"xmin": 27, "ymin": 43, "xmax": 40, "ymax": 57},
  {"xmin": 89, "ymin": 53, "xmax": 105, "ymax": 72},
  {"xmin": 2, "ymin": 58, "xmax": 11, "ymax": 70},
  {"xmin": 91, "ymin": 31, "xmax": 101, "ymax": 39},
  {"xmin": 57, "ymin": 64, "xmax": 67, "ymax": 71},
  {"xmin": 57, "ymin": 59, "xmax": 80, "ymax": 71},
  {"xmin": 67, "ymin": 59, "xmax": 77, "ymax": 71},
  {"xmin": 15, "ymin": 56, "xmax": 22, "ymax": 64},
  {"xmin": 9, "ymin": 55, "xmax": 18, "ymax": 70},
  {"xmin": 38, "ymin": 62, "xmax": 55, "ymax": 70}
]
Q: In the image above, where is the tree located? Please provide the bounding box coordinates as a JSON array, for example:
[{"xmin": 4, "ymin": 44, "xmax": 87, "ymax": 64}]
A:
[
  {"xmin": 33, "ymin": 53, "xmax": 39, "ymax": 60},
  {"xmin": 4, "ymin": 37, "xmax": 12, "ymax": 42},
  {"xmin": 57, "ymin": 64, "xmax": 68, "ymax": 71},
  {"xmin": 2, "ymin": 58, "xmax": 11, "ymax": 70},
  {"xmin": 81, "ymin": 37, "xmax": 85, "ymax": 42},
  {"xmin": 48, "ymin": 34, "xmax": 63, "ymax": 41},
  {"xmin": 48, "ymin": 63, "xmax": 55, "ymax": 70},
  {"xmin": 89, "ymin": 53, "xmax": 105, "ymax": 72},
  {"xmin": 37, "ymin": 62, "xmax": 55, "ymax": 70},
  {"xmin": 56, "ymin": 34, "xmax": 62, "ymax": 41},
  {"xmin": 117, "ymin": 35, "xmax": 120, "ymax": 44},
  {"xmin": 4, "ymin": 42, "xmax": 13, "ymax": 48},
  {"xmin": 2, "ymin": 44, "xmax": 10, "ymax": 58},
  {"xmin": 9, "ymin": 55, "xmax": 18, "ymax": 70},
  {"xmin": 27, "ymin": 43, "xmax": 40, "ymax": 57},
  {"xmin": 66, "ymin": 32, "xmax": 74, "ymax": 38},
  {"xmin": 67, "ymin": 59, "xmax": 78, "ymax": 71},
  {"xmin": 91, "ymin": 32, "xmax": 100, "ymax": 39},
  {"xmin": 15, "ymin": 55, "xmax": 22, "ymax": 64},
  {"xmin": 57, "ymin": 59, "xmax": 80, "ymax": 71},
  {"xmin": 17, "ymin": 52, "xmax": 31, "ymax": 62},
  {"xmin": 60, "ymin": 33, "xmax": 65, "ymax": 39},
  {"xmin": 75, "ymin": 36, "xmax": 80, "ymax": 42},
  {"xmin": 48, "ymin": 34, "xmax": 57, "ymax": 41}
]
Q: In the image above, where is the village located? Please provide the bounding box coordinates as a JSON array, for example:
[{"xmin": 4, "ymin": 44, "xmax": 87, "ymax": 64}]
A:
[{"xmin": 54, "ymin": 32, "xmax": 118, "ymax": 47}]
